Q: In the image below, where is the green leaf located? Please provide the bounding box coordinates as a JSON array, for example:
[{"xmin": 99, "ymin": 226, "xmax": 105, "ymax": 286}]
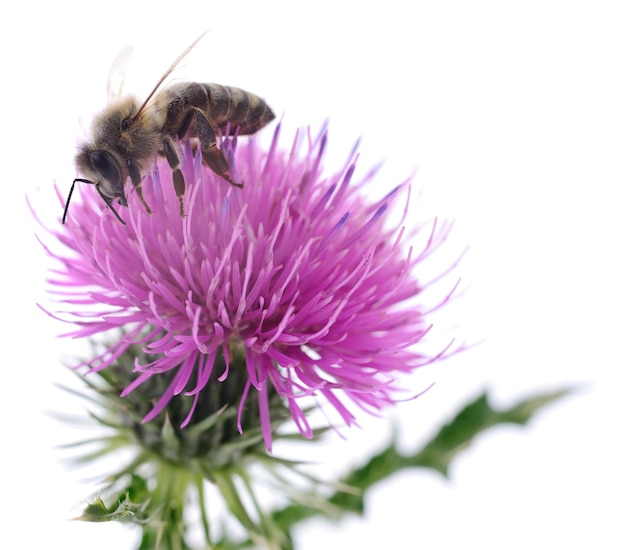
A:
[
  {"xmin": 272, "ymin": 387, "xmax": 574, "ymax": 532},
  {"xmin": 408, "ymin": 387, "xmax": 575, "ymax": 478},
  {"xmin": 75, "ymin": 495, "xmax": 137, "ymax": 523}
]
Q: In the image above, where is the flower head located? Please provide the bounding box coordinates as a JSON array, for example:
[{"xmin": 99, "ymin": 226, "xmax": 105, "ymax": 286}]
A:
[{"xmin": 44, "ymin": 124, "xmax": 452, "ymax": 450}]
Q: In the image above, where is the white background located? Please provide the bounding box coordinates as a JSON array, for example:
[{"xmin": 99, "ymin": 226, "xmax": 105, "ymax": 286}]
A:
[{"xmin": 1, "ymin": 1, "xmax": 625, "ymax": 548}]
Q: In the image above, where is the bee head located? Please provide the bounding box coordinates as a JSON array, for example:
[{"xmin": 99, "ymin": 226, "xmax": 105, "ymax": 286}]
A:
[{"xmin": 65, "ymin": 147, "xmax": 128, "ymax": 224}]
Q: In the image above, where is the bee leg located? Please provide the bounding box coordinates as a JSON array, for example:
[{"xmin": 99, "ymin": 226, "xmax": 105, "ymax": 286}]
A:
[
  {"xmin": 162, "ymin": 137, "xmax": 186, "ymax": 217},
  {"xmin": 189, "ymin": 107, "xmax": 244, "ymax": 188},
  {"xmin": 95, "ymin": 184, "xmax": 127, "ymax": 225},
  {"xmin": 127, "ymin": 159, "xmax": 153, "ymax": 215}
]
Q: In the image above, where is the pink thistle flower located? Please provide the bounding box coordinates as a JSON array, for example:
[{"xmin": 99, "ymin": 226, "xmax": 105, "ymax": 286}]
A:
[{"xmin": 43, "ymin": 124, "xmax": 454, "ymax": 451}]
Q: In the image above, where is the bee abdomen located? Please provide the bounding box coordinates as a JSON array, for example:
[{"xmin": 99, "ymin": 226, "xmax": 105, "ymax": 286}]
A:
[{"xmin": 202, "ymin": 83, "xmax": 275, "ymax": 135}]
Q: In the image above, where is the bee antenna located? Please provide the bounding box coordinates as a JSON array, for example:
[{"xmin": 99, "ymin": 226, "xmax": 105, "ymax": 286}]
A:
[{"xmin": 63, "ymin": 177, "xmax": 92, "ymax": 224}]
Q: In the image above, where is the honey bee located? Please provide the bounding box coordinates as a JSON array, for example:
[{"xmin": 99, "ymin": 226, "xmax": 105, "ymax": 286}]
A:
[{"xmin": 63, "ymin": 34, "xmax": 275, "ymax": 224}]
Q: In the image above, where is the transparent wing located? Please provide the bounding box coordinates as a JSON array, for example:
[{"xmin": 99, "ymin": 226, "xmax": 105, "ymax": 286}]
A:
[
  {"xmin": 107, "ymin": 45, "xmax": 135, "ymax": 102},
  {"xmin": 133, "ymin": 31, "xmax": 208, "ymax": 121}
]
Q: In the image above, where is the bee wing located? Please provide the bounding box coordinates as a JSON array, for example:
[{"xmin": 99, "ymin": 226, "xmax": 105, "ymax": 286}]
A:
[
  {"xmin": 107, "ymin": 45, "xmax": 135, "ymax": 102},
  {"xmin": 133, "ymin": 31, "xmax": 208, "ymax": 121}
]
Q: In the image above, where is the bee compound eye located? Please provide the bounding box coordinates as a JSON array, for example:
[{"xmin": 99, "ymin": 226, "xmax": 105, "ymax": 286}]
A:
[{"xmin": 90, "ymin": 151, "xmax": 121, "ymax": 185}]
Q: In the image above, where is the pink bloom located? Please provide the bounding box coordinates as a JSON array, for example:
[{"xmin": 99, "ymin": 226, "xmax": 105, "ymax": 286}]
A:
[{"xmin": 44, "ymin": 125, "xmax": 453, "ymax": 450}]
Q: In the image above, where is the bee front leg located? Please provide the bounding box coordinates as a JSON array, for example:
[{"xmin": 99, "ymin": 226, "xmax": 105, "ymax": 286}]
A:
[
  {"xmin": 127, "ymin": 159, "xmax": 153, "ymax": 215},
  {"xmin": 95, "ymin": 184, "xmax": 127, "ymax": 225},
  {"xmin": 162, "ymin": 137, "xmax": 186, "ymax": 216},
  {"xmin": 188, "ymin": 107, "xmax": 244, "ymax": 188}
]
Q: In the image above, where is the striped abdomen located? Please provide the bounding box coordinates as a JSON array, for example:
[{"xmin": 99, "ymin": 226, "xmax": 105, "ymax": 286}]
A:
[
  {"xmin": 202, "ymin": 83, "xmax": 275, "ymax": 135},
  {"xmin": 163, "ymin": 82, "xmax": 275, "ymax": 137}
]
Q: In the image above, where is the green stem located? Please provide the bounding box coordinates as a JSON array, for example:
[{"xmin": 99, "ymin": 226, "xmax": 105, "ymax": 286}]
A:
[{"xmin": 137, "ymin": 460, "xmax": 201, "ymax": 550}]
